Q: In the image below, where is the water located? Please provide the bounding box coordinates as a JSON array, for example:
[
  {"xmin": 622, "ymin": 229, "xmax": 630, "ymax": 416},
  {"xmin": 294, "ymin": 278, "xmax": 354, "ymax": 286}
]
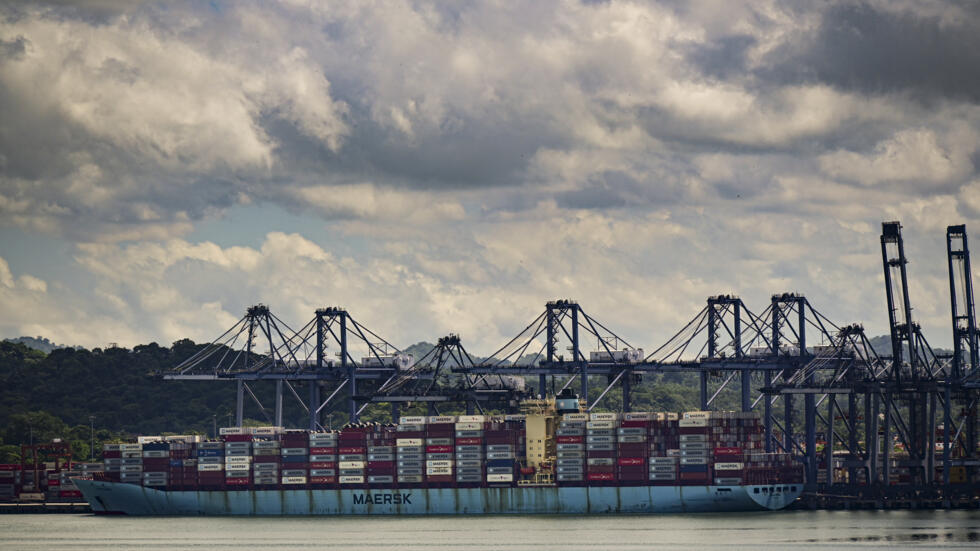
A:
[{"xmin": 1, "ymin": 510, "xmax": 978, "ymax": 550}]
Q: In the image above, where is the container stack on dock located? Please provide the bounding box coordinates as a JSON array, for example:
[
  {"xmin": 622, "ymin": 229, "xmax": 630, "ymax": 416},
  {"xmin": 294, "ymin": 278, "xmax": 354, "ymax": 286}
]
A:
[{"xmin": 0, "ymin": 465, "xmax": 19, "ymax": 500}]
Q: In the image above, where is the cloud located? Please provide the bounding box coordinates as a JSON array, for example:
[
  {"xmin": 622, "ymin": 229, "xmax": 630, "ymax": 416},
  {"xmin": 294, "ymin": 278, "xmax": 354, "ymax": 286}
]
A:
[
  {"xmin": 763, "ymin": 2, "xmax": 980, "ymax": 102},
  {"xmin": 819, "ymin": 127, "xmax": 976, "ymax": 187},
  {"xmin": 0, "ymin": 1, "xmax": 978, "ymax": 354}
]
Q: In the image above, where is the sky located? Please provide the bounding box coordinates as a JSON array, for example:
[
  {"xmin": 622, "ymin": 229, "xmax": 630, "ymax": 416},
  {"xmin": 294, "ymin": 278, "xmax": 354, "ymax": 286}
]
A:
[{"xmin": 0, "ymin": 0, "xmax": 978, "ymax": 357}]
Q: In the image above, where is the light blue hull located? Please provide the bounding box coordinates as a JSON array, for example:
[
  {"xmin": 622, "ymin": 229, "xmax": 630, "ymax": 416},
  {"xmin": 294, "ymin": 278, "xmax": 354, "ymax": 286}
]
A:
[{"xmin": 74, "ymin": 479, "xmax": 801, "ymax": 515}]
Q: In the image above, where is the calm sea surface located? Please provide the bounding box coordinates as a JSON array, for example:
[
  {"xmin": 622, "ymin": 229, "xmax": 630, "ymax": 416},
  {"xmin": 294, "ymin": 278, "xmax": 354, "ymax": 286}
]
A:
[{"xmin": 1, "ymin": 510, "xmax": 978, "ymax": 550}]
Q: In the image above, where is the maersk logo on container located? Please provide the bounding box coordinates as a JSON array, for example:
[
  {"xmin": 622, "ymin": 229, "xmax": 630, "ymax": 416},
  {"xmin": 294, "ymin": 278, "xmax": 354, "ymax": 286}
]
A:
[{"xmin": 353, "ymin": 493, "xmax": 412, "ymax": 505}]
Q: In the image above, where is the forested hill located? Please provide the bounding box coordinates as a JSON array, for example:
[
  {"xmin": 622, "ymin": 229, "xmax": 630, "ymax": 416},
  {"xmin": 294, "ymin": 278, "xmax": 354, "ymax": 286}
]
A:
[{"xmin": 0, "ymin": 337, "xmax": 706, "ymax": 462}]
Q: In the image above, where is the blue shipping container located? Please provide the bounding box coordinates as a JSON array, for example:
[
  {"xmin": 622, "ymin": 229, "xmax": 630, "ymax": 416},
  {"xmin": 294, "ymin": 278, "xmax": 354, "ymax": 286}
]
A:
[{"xmin": 197, "ymin": 449, "xmax": 225, "ymax": 457}]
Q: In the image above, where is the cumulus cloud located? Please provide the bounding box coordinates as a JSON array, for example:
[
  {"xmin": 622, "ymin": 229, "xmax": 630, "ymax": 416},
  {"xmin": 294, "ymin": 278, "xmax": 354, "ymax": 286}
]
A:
[{"xmin": 0, "ymin": 1, "xmax": 978, "ymax": 350}]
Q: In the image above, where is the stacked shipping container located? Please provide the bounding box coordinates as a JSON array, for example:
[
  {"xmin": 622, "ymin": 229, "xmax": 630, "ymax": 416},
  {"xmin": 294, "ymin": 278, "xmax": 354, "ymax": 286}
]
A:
[{"xmin": 90, "ymin": 411, "xmax": 800, "ymax": 492}]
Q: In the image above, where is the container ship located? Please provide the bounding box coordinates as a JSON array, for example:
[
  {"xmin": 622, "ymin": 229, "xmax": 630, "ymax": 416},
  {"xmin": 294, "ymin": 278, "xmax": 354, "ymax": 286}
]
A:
[{"xmin": 74, "ymin": 399, "xmax": 803, "ymax": 515}]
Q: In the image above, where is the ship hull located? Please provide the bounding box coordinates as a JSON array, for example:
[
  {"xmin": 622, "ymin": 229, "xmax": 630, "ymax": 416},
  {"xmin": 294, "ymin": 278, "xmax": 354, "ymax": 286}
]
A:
[{"xmin": 75, "ymin": 478, "xmax": 801, "ymax": 515}]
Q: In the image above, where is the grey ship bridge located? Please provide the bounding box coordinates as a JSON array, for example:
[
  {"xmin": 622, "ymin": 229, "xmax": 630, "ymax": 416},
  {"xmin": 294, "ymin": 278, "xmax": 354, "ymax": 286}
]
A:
[{"xmin": 164, "ymin": 222, "xmax": 980, "ymax": 508}]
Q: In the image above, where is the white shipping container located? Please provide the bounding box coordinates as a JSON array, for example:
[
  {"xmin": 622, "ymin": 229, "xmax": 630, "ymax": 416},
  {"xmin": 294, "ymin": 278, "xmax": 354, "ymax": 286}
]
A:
[
  {"xmin": 252, "ymin": 426, "xmax": 281, "ymax": 435},
  {"xmin": 339, "ymin": 476, "xmax": 364, "ymax": 484},
  {"xmin": 425, "ymin": 467, "xmax": 453, "ymax": 475},
  {"xmin": 456, "ymin": 415, "xmax": 486, "ymax": 423},
  {"xmin": 198, "ymin": 464, "xmax": 223, "ymax": 471},
  {"xmin": 714, "ymin": 462, "xmax": 744, "ymax": 471},
  {"xmin": 281, "ymin": 476, "xmax": 307, "ymax": 484},
  {"xmin": 219, "ymin": 427, "xmax": 244, "ymax": 435},
  {"xmin": 486, "ymin": 474, "xmax": 513, "ymax": 482},
  {"xmin": 399, "ymin": 416, "xmax": 427, "ymax": 425},
  {"xmin": 679, "ymin": 418, "xmax": 708, "ymax": 427},
  {"xmin": 396, "ymin": 438, "xmax": 423, "ymax": 447},
  {"xmin": 589, "ymin": 412, "xmax": 619, "ymax": 421},
  {"xmin": 586, "ymin": 420, "xmax": 616, "ymax": 429},
  {"xmin": 622, "ymin": 412, "xmax": 654, "ymax": 421},
  {"xmin": 427, "ymin": 416, "xmax": 457, "ymax": 424},
  {"xmin": 425, "ymin": 460, "xmax": 453, "ymax": 468},
  {"xmin": 563, "ymin": 413, "xmax": 589, "ymax": 421},
  {"xmin": 454, "ymin": 422, "xmax": 483, "ymax": 431},
  {"xmin": 339, "ymin": 461, "xmax": 365, "ymax": 470},
  {"xmin": 225, "ymin": 456, "xmax": 252, "ymax": 464}
]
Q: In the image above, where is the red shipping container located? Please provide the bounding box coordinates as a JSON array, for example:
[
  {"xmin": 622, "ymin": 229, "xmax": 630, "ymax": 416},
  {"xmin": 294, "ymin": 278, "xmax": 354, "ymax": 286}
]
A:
[
  {"xmin": 342, "ymin": 426, "xmax": 372, "ymax": 433},
  {"xmin": 455, "ymin": 438, "xmax": 482, "ymax": 445},
  {"xmin": 310, "ymin": 476, "xmax": 336, "ymax": 484},
  {"xmin": 309, "ymin": 447, "xmax": 336, "ymax": 454},
  {"xmin": 252, "ymin": 455, "xmax": 280, "ymax": 463},
  {"xmin": 225, "ymin": 477, "xmax": 250, "ymax": 485},
  {"xmin": 587, "ymin": 465, "xmax": 615, "ymax": 473},
  {"xmin": 101, "ymin": 451, "xmax": 121, "ymax": 459},
  {"xmin": 679, "ymin": 427, "xmax": 708, "ymax": 435},
  {"xmin": 586, "ymin": 451, "xmax": 616, "ymax": 458},
  {"xmin": 309, "ymin": 462, "xmax": 335, "ymax": 469},
  {"xmin": 426, "ymin": 475, "xmax": 453, "ymax": 483},
  {"xmin": 367, "ymin": 461, "xmax": 394, "ymax": 469},
  {"xmin": 59, "ymin": 490, "xmax": 83, "ymax": 498},
  {"xmin": 617, "ymin": 457, "xmax": 645, "ymax": 466},
  {"xmin": 338, "ymin": 447, "xmax": 366, "ymax": 455},
  {"xmin": 714, "ymin": 447, "xmax": 742, "ymax": 456},
  {"xmin": 396, "ymin": 431, "xmax": 424, "ymax": 438},
  {"xmin": 587, "ymin": 472, "xmax": 615, "ymax": 481},
  {"xmin": 426, "ymin": 446, "xmax": 452, "ymax": 454},
  {"xmin": 556, "ymin": 436, "xmax": 583, "ymax": 444},
  {"xmin": 617, "ymin": 472, "xmax": 648, "ymax": 481},
  {"xmin": 617, "ymin": 443, "xmax": 647, "ymax": 456},
  {"xmin": 0, "ymin": 464, "xmax": 21, "ymax": 471},
  {"xmin": 223, "ymin": 434, "xmax": 253, "ymax": 442}
]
